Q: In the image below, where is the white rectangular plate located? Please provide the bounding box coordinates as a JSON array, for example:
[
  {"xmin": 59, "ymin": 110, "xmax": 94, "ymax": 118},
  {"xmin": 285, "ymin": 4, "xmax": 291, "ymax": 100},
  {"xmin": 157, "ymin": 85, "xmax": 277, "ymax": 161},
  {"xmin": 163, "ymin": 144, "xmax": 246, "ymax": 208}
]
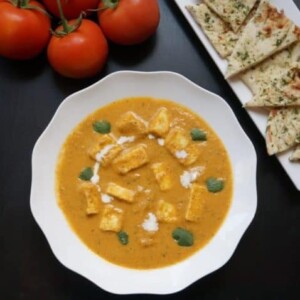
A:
[{"xmin": 174, "ymin": 0, "xmax": 300, "ymax": 190}]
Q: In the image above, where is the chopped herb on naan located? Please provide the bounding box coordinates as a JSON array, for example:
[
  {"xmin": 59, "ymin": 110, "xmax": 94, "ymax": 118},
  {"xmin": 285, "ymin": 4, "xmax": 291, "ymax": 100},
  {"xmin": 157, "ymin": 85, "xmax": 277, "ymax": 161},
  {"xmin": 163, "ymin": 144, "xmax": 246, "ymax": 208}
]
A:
[
  {"xmin": 186, "ymin": 3, "xmax": 238, "ymax": 58},
  {"xmin": 266, "ymin": 108, "xmax": 300, "ymax": 155},
  {"xmin": 203, "ymin": 0, "xmax": 258, "ymax": 33},
  {"xmin": 187, "ymin": 2, "xmax": 259, "ymax": 58},
  {"xmin": 245, "ymin": 62, "xmax": 300, "ymax": 107},
  {"xmin": 226, "ymin": 0, "xmax": 300, "ymax": 78},
  {"xmin": 241, "ymin": 46, "xmax": 293, "ymax": 95}
]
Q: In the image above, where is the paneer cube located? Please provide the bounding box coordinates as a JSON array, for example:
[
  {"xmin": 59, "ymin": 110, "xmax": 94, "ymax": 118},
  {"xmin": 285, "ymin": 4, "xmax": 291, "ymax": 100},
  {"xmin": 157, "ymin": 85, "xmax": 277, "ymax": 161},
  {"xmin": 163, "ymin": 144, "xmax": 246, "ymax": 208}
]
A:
[
  {"xmin": 165, "ymin": 127, "xmax": 190, "ymax": 155},
  {"xmin": 88, "ymin": 134, "xmax": 118, "ymax": 159},
  {"xmin": 79, "ymin": 182, "xmax": 100, "ymax": 215},
  {"xmin": 156, "ymin": 199, "xmax": 177, "ymax": 223},
  {"xmin": 148, "ymin": 107, "xmax": 171, "ymax": 137},
  {"xmin": 106, "ymin": 182, "xmax": 136, "ymax": 203},
  {"xmin": 99, "ymin": 205, "xmax": 124, "ymax": 232},
  {"xmin": 100, "ymin": 144, "xmax": 123, "ymax": 167},
  {"xmin": 88, "ymin": 134, "xmax": 122, "ymax": 167},
  {"xmin": 116, "ymin": 111, "xmax": 147, "ymax": 135},
  {"xmin": 113, "ymin": 144, "xmax": 149, "ymax": 174},
  {"xmin": 178, "ymin": 144, "xmax": 202, "ymax": 166},
  {"xmin": 185, "ymin": 183, "xmax": 206, "ymax": 222},
  {"xmin": 151, "ymin": 162, "xmax": 172, "ymax": 191},
  {"xmin": 88, "ymin": 134, "xmax": 115, "ymax": 159}
]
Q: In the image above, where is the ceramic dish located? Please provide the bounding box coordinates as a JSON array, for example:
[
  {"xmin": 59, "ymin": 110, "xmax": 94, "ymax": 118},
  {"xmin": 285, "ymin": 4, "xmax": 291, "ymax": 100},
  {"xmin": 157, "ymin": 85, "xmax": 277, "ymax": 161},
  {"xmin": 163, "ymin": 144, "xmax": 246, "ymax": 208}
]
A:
[
  {"xmin": 30, "ymin": 71, "xmax": 257, "ymax": 294},
  {"xmin": 174, "ymin": 0, "xmax": 300, "ymax": 191}
]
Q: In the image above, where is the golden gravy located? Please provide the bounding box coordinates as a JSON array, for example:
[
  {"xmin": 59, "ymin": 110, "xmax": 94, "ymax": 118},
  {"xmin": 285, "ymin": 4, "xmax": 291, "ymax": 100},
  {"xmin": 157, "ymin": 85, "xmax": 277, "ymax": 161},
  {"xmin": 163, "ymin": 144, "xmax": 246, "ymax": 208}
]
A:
[{"xmin": 56, "ymin": 97, "xmax": 233, "ymax": 269}]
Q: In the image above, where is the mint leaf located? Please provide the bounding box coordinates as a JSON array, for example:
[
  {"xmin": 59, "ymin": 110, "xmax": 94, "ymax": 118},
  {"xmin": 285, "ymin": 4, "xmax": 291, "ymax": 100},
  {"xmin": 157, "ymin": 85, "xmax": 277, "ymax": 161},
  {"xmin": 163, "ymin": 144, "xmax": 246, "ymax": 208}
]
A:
[
  {"xmin": 172, "ymin": 228, "xmax": 194, "ymax": 247},
  {"xmin": 93, "ymin": 120, "xmax": 111, "ymax": 134},
  {"xmin": 190, "ymin": 128, "xmax": 207, "ymax": 141},
  {"xmin": 117, "ymin": 231, "xmax": 129, "ymax": 245},
  {"xmin": 79, "ymin": 167, "xmax": 93, "ymax": 181},
  {"xmin": 206, "ymin": 177, "xmax": 224, "ymax": 193}
]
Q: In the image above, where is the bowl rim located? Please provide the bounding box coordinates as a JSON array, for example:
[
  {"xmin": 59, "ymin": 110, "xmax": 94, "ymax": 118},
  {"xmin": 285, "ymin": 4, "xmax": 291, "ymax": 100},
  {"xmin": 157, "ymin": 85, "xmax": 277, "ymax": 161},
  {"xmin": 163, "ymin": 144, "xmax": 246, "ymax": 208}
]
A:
[{"xmin": 30, "ymin": 70, "xmax": 257, "ymax": 295}]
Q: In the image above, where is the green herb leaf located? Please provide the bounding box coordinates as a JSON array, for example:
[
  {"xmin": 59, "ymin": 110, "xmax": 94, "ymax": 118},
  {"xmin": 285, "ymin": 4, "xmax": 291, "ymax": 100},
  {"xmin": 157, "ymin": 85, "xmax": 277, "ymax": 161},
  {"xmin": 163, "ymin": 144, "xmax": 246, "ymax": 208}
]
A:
[
  {"xmin": 117, "ymin": 231, "xmax": 129, "ymax": 245},
  {"xmin": 93, "ymin": 120, "xmax": 111, "ymax": 134},
  {"xmin": 172, "ymin": 228, "xmax": 194, "ymax": 247},
  {"xmin": 204, "ymin": 12, "xmax": 211, "ymax": 23},
  {"xmin": 276, "ymin": 38, "xmax": 283, "ymax": 46},
  {"xmin": 79, "ymin": 167, "xmax": 93, "ymax": 181},
  {"xmin": 190, "ymin": 128, "xmax": 207, "ymax": 141},
  {"xmin": 206, "ymin": 177, "xmax": 224, "ymax": 193}
]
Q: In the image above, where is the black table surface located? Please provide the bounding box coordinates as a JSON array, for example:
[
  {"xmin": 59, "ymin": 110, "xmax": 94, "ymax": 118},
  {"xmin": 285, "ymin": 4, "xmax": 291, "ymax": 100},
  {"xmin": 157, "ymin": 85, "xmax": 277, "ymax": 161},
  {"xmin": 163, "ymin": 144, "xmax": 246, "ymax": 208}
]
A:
[{"xmin": 1, "ymin": 1, "xmax": 300, "ymax": 299}]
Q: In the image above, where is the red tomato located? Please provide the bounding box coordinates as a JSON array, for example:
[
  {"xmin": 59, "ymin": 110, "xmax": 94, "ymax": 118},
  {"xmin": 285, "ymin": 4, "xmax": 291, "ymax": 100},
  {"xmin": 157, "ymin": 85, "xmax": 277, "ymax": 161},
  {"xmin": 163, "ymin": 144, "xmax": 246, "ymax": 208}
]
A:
[
  {"xmin": 42, "ymin": 0, "xmax": 99, "ymax": 19},
  {"xmin": 47, "ymin": 19, "xmax": 108, "ymax": 78},
  {"xmin": 0, "ymin": 1, "xmax": 51, "ymax": 60},
  {"xmin": 98, "ymin": 0, "xmax": 160, "ymax": 45}
]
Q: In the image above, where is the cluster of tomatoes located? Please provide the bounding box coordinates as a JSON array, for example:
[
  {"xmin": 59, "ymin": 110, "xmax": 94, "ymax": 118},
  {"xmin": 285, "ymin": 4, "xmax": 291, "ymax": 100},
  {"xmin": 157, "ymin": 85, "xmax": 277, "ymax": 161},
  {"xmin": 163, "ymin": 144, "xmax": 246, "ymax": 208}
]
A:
[{"xmin": 0, "ymin": 0, "xmax": 160, "ymax": 78}]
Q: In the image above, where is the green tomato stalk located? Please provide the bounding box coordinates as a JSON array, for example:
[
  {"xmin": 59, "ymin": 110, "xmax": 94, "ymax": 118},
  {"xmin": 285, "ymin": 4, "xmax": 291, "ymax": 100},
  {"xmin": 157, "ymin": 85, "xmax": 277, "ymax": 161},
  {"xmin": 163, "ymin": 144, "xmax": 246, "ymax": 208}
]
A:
[
  {"xmin": 10, "ymin": 0, "xmax": 49, "ymax": 15},
  {"xmin": 53, "ymin": 0, "xmax": 83, "ymax": 36},
  {"xmin": 13, "ymin": 0, "xmax": 29, "ymax": 8},
  {"xmin": 102, "ymin": 0, "xmax": 120, "ymax": 9}
]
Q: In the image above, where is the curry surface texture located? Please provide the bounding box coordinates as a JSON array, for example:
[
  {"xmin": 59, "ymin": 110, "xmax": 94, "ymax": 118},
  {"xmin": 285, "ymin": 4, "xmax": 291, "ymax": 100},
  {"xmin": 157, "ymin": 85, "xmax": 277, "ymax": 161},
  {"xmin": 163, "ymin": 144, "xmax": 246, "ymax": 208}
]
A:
[{"xmin": 56, "ymin": 97, "xmax": 233, "ymax": 269}]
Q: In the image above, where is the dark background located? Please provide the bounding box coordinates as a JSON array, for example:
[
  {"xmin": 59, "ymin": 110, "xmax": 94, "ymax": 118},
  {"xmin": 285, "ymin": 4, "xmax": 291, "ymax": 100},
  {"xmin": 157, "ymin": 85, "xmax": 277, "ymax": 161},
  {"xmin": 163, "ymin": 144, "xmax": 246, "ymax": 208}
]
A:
[{"xmin": 0, "ymin": 1, "xmax": 299, "ymax": 299}]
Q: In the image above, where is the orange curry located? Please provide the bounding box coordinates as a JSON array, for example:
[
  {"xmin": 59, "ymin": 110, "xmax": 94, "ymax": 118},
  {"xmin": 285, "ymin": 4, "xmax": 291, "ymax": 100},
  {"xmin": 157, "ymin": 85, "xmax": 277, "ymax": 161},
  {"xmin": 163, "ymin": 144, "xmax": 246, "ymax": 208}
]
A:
[{"xmin": 56, "ymin": 97, "xmax": 233, "ymax": 269}]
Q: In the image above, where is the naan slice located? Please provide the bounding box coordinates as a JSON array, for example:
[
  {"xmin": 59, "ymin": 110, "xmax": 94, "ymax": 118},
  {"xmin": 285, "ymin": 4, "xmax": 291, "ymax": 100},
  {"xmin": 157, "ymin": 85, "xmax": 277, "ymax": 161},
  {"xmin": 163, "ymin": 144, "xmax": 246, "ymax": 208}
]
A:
[
  {"xmin": 187, "ymin": 2, "xmax": 259, "ymax": 58},
  {"xmin": 290, "ymin": 145, "xmax": 300, "ymax": 161},
  {"xmin": 226, "ymin": 0, "xmax": 300, "ymax": 78},
  {"xmin": 242, "ymin": 42, "xmax": 300, "ymax": 95},
  {"xmin": 186, "ymin": 3, "xmax": 238, "ymax": 58},
  {"xmin": 203, "ymin": 0, "xmax": 258, "ymax": 33},
  {"xmin": 266, "ymin": 108, "xmax": 300, "ymax": 155},
  {"xmin": 290, "ymin": 40, "xmax": 300, "ymax": 62},
  {"xmin": 246, "ymin": 62, "xmax": 300, "ymax": 107},
  {"xmin": 241, "ymin": 47, "xmax": 292, "ymax": 95}
]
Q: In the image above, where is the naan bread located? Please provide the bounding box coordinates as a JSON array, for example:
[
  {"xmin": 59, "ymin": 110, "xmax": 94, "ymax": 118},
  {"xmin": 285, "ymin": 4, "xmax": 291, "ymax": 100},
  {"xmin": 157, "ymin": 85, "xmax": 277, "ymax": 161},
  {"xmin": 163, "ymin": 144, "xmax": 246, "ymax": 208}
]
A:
[
  {"xmin": 289, "ymin": 145, "xmax": 300, "ymax": 162},
  {"xmin": 242, "ymin": 42, "xmax": 300, "ymax": 94},
  {"xmin": 242, "ymin": 43, "xmax": 300, "ymax": 107},
  {"xmin": 266, "ymin": 108, "xmax": 300, "ymax": 155},
  {"xmin": 246, "ymin": 62, "xmax": 300, "ymax": 107},
  {"xmin": 186, "ymin": 3, "xmax": 238, "ymax": 58},
  {"xmin": 241, "ymin": 47, "xmax": 292, "ymax": 95},
  {"xmin": 226, "ymin": 0, "xmax": 300, "ymax": 78},
  {"xmin": 290, "ymin": 40, "xmax": 300, "ymax": 62},
  {"xmin": 290, "ymin": 145, "xmax": 300, "ymax": 161},
  {"xmin": 203, "ymin": 0, "xmax": 258, "ymax": 33},
  {"xmin": 187, "ymin": 2, "xmax": 259, "ymax": 58}
]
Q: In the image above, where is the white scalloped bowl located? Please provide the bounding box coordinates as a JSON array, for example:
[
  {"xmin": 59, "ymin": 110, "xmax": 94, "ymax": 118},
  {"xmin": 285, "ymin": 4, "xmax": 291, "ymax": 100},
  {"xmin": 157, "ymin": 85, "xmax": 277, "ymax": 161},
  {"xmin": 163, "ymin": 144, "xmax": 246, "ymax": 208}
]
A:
[{"xmin": 30, "ymin": 71, "xmax": 257, "ymax": 295}]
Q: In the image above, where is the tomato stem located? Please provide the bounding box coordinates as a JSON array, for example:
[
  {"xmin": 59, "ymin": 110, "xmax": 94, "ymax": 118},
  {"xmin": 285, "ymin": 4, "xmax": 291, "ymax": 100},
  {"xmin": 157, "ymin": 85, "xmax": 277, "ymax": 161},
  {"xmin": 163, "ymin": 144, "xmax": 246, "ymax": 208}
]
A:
[
  {"xmin": 11, "ymin": 0, "xmax": 50, "ymax": 15},
  {"xmin": 102, "ymin": 0, "xmax": 119, "ymax": 9},
  {"xmin": 16, "ymin": 0, "xmax": 29, "ymax": 7},
  {"xmin": 56, "ymin": 0, "xmax": 72, "ymax": 33},
  {"xmin": 52, "ymin": 0, "xmax": 83, "ymax": 37},
  {"xmin": 15, "ymin": 0, "xmax": 21, "ymax": 8}
]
